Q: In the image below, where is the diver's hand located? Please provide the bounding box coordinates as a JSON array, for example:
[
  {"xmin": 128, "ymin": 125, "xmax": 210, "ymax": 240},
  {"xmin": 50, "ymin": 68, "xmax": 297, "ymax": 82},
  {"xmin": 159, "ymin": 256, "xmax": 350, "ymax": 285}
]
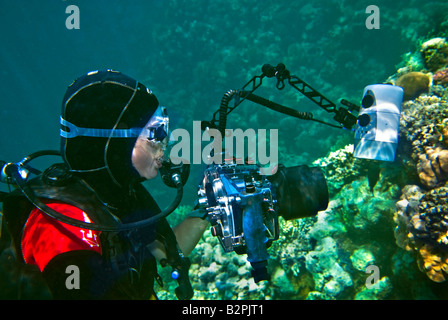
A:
[{"xmin": 173, "ymin": 217, "xmax": 209, "ymax": 256}]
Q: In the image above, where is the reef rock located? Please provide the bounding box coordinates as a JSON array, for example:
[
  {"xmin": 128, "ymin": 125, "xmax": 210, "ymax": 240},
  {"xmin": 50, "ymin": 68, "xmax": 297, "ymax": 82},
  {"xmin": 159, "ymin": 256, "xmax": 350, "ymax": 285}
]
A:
[
  {"xmin": 417, "ymin": 147, "xmax": 448, "ymax": 188},
  {"xmin": 420, "ymin": 37, "xmax": 448, "ymax": 72},
  {"xmin": 394, "ymin": 185, "xmax": 448, "ymax": 283},
  {"xmin": 354, "ymin": 277, "xmax": 392, "ymax": 300},
  {"xmin": 393, "ymin": 185, "xmax": 425, "ymax": 250},
  {"xmin": 312, "ymin": 145, "xmax": 362, "ymax": 196},
  {"xmin": 305, "ymin": 236, "xmax": 353, "ymax": 299},
  {"xmin": 433, "ymin": 69, "xmax": 448, "ymax": 87},
  {"xmin": 396, "ymin": 71, "xmax": 431, "ymax": 101},
  {"xmin": 350, "ymin": 248, "xmax": 375, "ymax": 272},
  {"xmin": 416, "ymin": 244, "xmax": 448, "ymax": 283}
]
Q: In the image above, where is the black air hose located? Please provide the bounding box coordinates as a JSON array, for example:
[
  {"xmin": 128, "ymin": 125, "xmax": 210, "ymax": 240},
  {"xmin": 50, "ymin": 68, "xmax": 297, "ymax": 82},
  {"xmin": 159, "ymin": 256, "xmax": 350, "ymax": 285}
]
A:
[{"xmin": 218, "ymin": 90, "xmax": 237, "ymax": 136}]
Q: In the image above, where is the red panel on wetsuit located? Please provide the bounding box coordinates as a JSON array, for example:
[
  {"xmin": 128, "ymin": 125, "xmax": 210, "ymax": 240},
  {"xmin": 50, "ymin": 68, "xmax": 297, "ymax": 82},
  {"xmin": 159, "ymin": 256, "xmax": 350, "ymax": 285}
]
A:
[{"xmin": 21, "ymin": 202, "xmax": 102, "ymax": 271}]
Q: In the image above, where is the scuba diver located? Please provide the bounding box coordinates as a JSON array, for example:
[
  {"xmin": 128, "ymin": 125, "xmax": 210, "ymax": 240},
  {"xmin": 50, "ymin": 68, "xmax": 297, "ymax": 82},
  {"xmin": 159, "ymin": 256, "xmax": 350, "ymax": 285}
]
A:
[{"xmin": 1, "ymin": 70, "xmax": 209, "ymax": 299}]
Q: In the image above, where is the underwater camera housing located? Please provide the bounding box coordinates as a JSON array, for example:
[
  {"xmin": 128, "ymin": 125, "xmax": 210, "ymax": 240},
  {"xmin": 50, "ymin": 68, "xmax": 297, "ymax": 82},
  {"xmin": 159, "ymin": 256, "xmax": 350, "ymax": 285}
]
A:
[{"xmin": 196, "ymin": 161, "xmax": 328, "ymax": 282}]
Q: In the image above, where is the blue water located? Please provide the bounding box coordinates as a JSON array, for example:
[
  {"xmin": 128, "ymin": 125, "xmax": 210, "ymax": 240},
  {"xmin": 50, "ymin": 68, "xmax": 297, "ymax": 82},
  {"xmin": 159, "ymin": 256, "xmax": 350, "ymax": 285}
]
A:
[
  {"xmin": 1, "ymin": 0, "xmax": 438, "ymax": 200},
  {"xmin": 0, "ymin": 0, "xmax": 429, "ymax": 156}
]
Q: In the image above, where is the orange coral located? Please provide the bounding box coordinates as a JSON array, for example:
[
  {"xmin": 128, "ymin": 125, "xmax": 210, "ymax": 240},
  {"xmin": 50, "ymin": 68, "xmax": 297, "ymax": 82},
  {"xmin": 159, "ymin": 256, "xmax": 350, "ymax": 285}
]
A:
[{"xmin": 433, "ymin": 69, "xmax": 448, "ymax": 87}]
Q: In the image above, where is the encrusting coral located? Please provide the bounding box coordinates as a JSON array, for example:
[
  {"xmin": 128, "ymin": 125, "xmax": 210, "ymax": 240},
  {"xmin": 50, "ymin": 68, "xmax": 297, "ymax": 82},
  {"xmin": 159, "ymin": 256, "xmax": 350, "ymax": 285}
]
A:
[
  {"xmin": 312, "ymin": 145, "xmax": 361, "ymax": 196},
  {"xmin": 391, "ymin": 38, "xmax": 448, "ymax": 282},
  {"xmin": 399, "ymin": 95, "xmax": 448, "ymax": 187},
  {"xmin": 416, "ymin": 244, "xmax": 448, "ymax": 283},
  {"xmin": 394, "ymin": 185, "xmax": 448, "ymax": 283},
  {"xmin": 420, "ymin": 37, "xmax": 448, "ymax": 72},
  {"xmin": 433, "ymin": 69, "xmax": 448, "ymax": 87},
  {"xmin": 417, "ymin": 147, "xmax": 448, "ymax": 189},
  {"xmin": 393, "ymin": 185, "xmax": 425, "ymax": 251},
  {"xmin": 396, "ymin": 71, "xmax": 431, "ymax": 101}
]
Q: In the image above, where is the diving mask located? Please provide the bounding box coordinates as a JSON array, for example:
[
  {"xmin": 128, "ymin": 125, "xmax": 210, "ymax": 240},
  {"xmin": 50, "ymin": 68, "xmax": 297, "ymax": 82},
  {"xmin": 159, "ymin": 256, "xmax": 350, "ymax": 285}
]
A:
[
  {"xmin": 60, "ymin": 106, "xmax": 170, "ymax": 145},
  {"xmin": 139, "ymin": 106, "xmax": 170, "ymax": 148}
]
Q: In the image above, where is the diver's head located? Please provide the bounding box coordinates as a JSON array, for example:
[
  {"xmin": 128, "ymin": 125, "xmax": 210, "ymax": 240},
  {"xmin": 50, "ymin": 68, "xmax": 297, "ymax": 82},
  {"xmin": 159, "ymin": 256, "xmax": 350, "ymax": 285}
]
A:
[{"xmin": 60, "ymin": 69, "xmax": 168, "ymax": 187}]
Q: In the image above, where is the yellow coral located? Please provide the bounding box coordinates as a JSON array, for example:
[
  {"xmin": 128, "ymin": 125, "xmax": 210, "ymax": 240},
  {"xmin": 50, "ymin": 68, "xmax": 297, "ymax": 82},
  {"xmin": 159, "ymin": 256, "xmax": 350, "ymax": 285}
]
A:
[
  {"xmin": 443, "ymin": 124, "xmax": 448, "ymax": 145},
  {"xmin": 394, "ymin": 185, "xmax": 448, "ymax": 283},
  {"xmin": 396, "ymin": 72, "xmax": 431, "ymax": 101},
  {"xmin": 417, "ymin": 147, "xmax": 448, "ymax": 188},
  {"xmin": 418, "ymin": 244, "xmax": 448, "ymax": 283},
  {"xmin": 437, "ymin": 231, "xmax": 448, "ymax": 246},
  {"xmin": 420, "ymin": 38, "xmax": 448, "ymax": 72}
]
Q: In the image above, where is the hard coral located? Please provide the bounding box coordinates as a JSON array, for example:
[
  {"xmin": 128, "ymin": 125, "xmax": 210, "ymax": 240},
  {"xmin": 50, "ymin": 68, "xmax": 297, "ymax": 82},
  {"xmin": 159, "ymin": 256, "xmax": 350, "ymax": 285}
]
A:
[
  {"xmin": 393, "ymin": 185, "xmax": 424, "ymax": 251},
  {"xmin": 312, "ymin": 145, "xmax": 361, "ymax": 196},
  {"xmin": 400, "ymin": 96, "xmax": 448, "ymax": 163},
  {"xmin": 417, "ymin": 147, "xmax": 448, "ymax": 188},
  {"xmin": 420, "ymin": 38, "xmax": 448, "ymax": 72},
  {"xmin": 433, "ymin": 69, "xmax": 448, "ymax": 87},
  {"xmin": 396, "ymin": 72, "xmax": 431, "ymax": 101},
  {"xmin": 417, "ymin": 244, "xmax": 448, "ymax": 283},
  {"xmin": 394, "ymin": 186, "xmax": 448, "ymax": 282},
  {"xmin": 413, "ymin": 187, "xmax": 448, "ymax": 282}
]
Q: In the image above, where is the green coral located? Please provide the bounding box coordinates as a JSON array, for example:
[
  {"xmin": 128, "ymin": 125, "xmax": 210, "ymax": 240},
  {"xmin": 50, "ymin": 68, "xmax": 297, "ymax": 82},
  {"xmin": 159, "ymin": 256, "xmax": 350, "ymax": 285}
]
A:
[
  {"xmin": 354, "ymin": 277, "xmax": 392, "ymax": 300},
  {"xmin": 312, "ymin": 145, "xmax": 362, "ymax": 197},
  {"xmin": 350, "ymin": 248, "xmax": 375, "ymax": 272}
]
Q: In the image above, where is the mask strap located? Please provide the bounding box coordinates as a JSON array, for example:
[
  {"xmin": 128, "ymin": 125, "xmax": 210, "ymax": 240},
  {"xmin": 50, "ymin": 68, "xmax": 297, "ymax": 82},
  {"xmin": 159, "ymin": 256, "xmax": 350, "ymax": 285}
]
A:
[{"xmin": 60, "ymin": 117, "xmax": 143, "ymax": 139}]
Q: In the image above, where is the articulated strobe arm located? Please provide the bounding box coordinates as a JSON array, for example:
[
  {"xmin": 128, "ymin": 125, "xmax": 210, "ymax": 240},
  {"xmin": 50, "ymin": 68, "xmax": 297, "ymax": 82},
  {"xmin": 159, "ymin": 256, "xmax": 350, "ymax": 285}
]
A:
[{"xmin": 201, "ymin": 63, "xmax": 360, "ymax": 135}]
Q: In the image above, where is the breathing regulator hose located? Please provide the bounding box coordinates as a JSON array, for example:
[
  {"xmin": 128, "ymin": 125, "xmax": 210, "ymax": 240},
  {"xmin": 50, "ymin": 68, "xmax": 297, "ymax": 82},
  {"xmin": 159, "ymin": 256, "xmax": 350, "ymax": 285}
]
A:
[{"xmin": 2, "ymin": 155, "xmax": 183, "ymax": 232}]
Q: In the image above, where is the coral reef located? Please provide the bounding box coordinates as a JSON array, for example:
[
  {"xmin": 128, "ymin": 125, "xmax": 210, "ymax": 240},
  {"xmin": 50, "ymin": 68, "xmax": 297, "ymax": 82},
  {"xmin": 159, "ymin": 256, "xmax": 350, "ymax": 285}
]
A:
[
  {"xmin": 393, "ymin": 185, "xmax": 425, "ymax": 251},
  {"xmin": 3, "ymin": 2, "xmax": 448, "ymax": 300},
  {"xmin": 433, "ymin": 69, "xmax": 448, "ymax": 87},
  {"xmin": 420, "ymin": 38, "xmax": 448, "ymax": 72},
  {"xmin": 155, "ymin": 228, "xmax": 271, "ymax": 300},
  {"xmin": 169, "ymin": 36, "xmax": 448, "ymax": 300},
  {"xmin": 304, "ymin": 236, "xmax": 353, "ymax": 298},
  {"xmin": 389, "ymin": 42, "xmax": 448, "ymax": 283},
  {"xmin": 417, "ymin": 147, "xmax": 448, "ymax": 188},
  {"xmin": 399, "ymin": 95, "xmax": 448, "ymax": 187},
  {"xmin": 312, "ymin": 145, "xmax": 362, "ymax": 197},
  {"xmin": 394, "ymin": 186, "xmax": 448, "ymax": 283},
  {"xmin": 389, "ymin": 38, "xmax": 448, "ymax": 285},
  {"xmin": 395, "ymin": 72, "xmax": 431, "ymax": 101},
  {"xmin": 389, "ymin": 38, "xmax": 448, "ymax": 101}
]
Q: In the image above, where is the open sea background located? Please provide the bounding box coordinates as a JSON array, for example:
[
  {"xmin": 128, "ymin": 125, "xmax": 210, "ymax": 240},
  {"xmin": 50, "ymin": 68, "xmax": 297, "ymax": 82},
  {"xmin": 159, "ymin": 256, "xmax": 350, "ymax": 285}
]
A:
[{"xmin": 2, "ymin": 0, "xmax": 445, "ymax": 203}]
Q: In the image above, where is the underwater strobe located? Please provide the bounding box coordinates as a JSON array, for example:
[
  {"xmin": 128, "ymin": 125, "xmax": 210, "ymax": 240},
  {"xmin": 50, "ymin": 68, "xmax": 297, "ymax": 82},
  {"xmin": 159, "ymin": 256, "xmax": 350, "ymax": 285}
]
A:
[
  {"xmin": 196, "ymin": 161, "xmax": 329, "ymax": 282},
  {"xmin": 353, "ymin": 84, "xmax": 404, "ymax": 162}
]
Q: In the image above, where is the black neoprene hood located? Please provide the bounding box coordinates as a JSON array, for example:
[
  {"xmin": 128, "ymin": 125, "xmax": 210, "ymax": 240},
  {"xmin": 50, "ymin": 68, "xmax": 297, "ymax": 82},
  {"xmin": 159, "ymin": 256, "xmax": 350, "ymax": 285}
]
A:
[{"xmin": 60, "ymin": 70, "xmax": 159, "ymax": 187}]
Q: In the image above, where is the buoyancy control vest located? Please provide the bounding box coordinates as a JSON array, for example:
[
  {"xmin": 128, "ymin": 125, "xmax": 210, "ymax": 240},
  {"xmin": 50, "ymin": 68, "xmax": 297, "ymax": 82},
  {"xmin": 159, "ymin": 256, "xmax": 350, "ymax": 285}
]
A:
[{"xmin": 2, "ymin": 163, "xmax": 181, "ymax": 299}]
